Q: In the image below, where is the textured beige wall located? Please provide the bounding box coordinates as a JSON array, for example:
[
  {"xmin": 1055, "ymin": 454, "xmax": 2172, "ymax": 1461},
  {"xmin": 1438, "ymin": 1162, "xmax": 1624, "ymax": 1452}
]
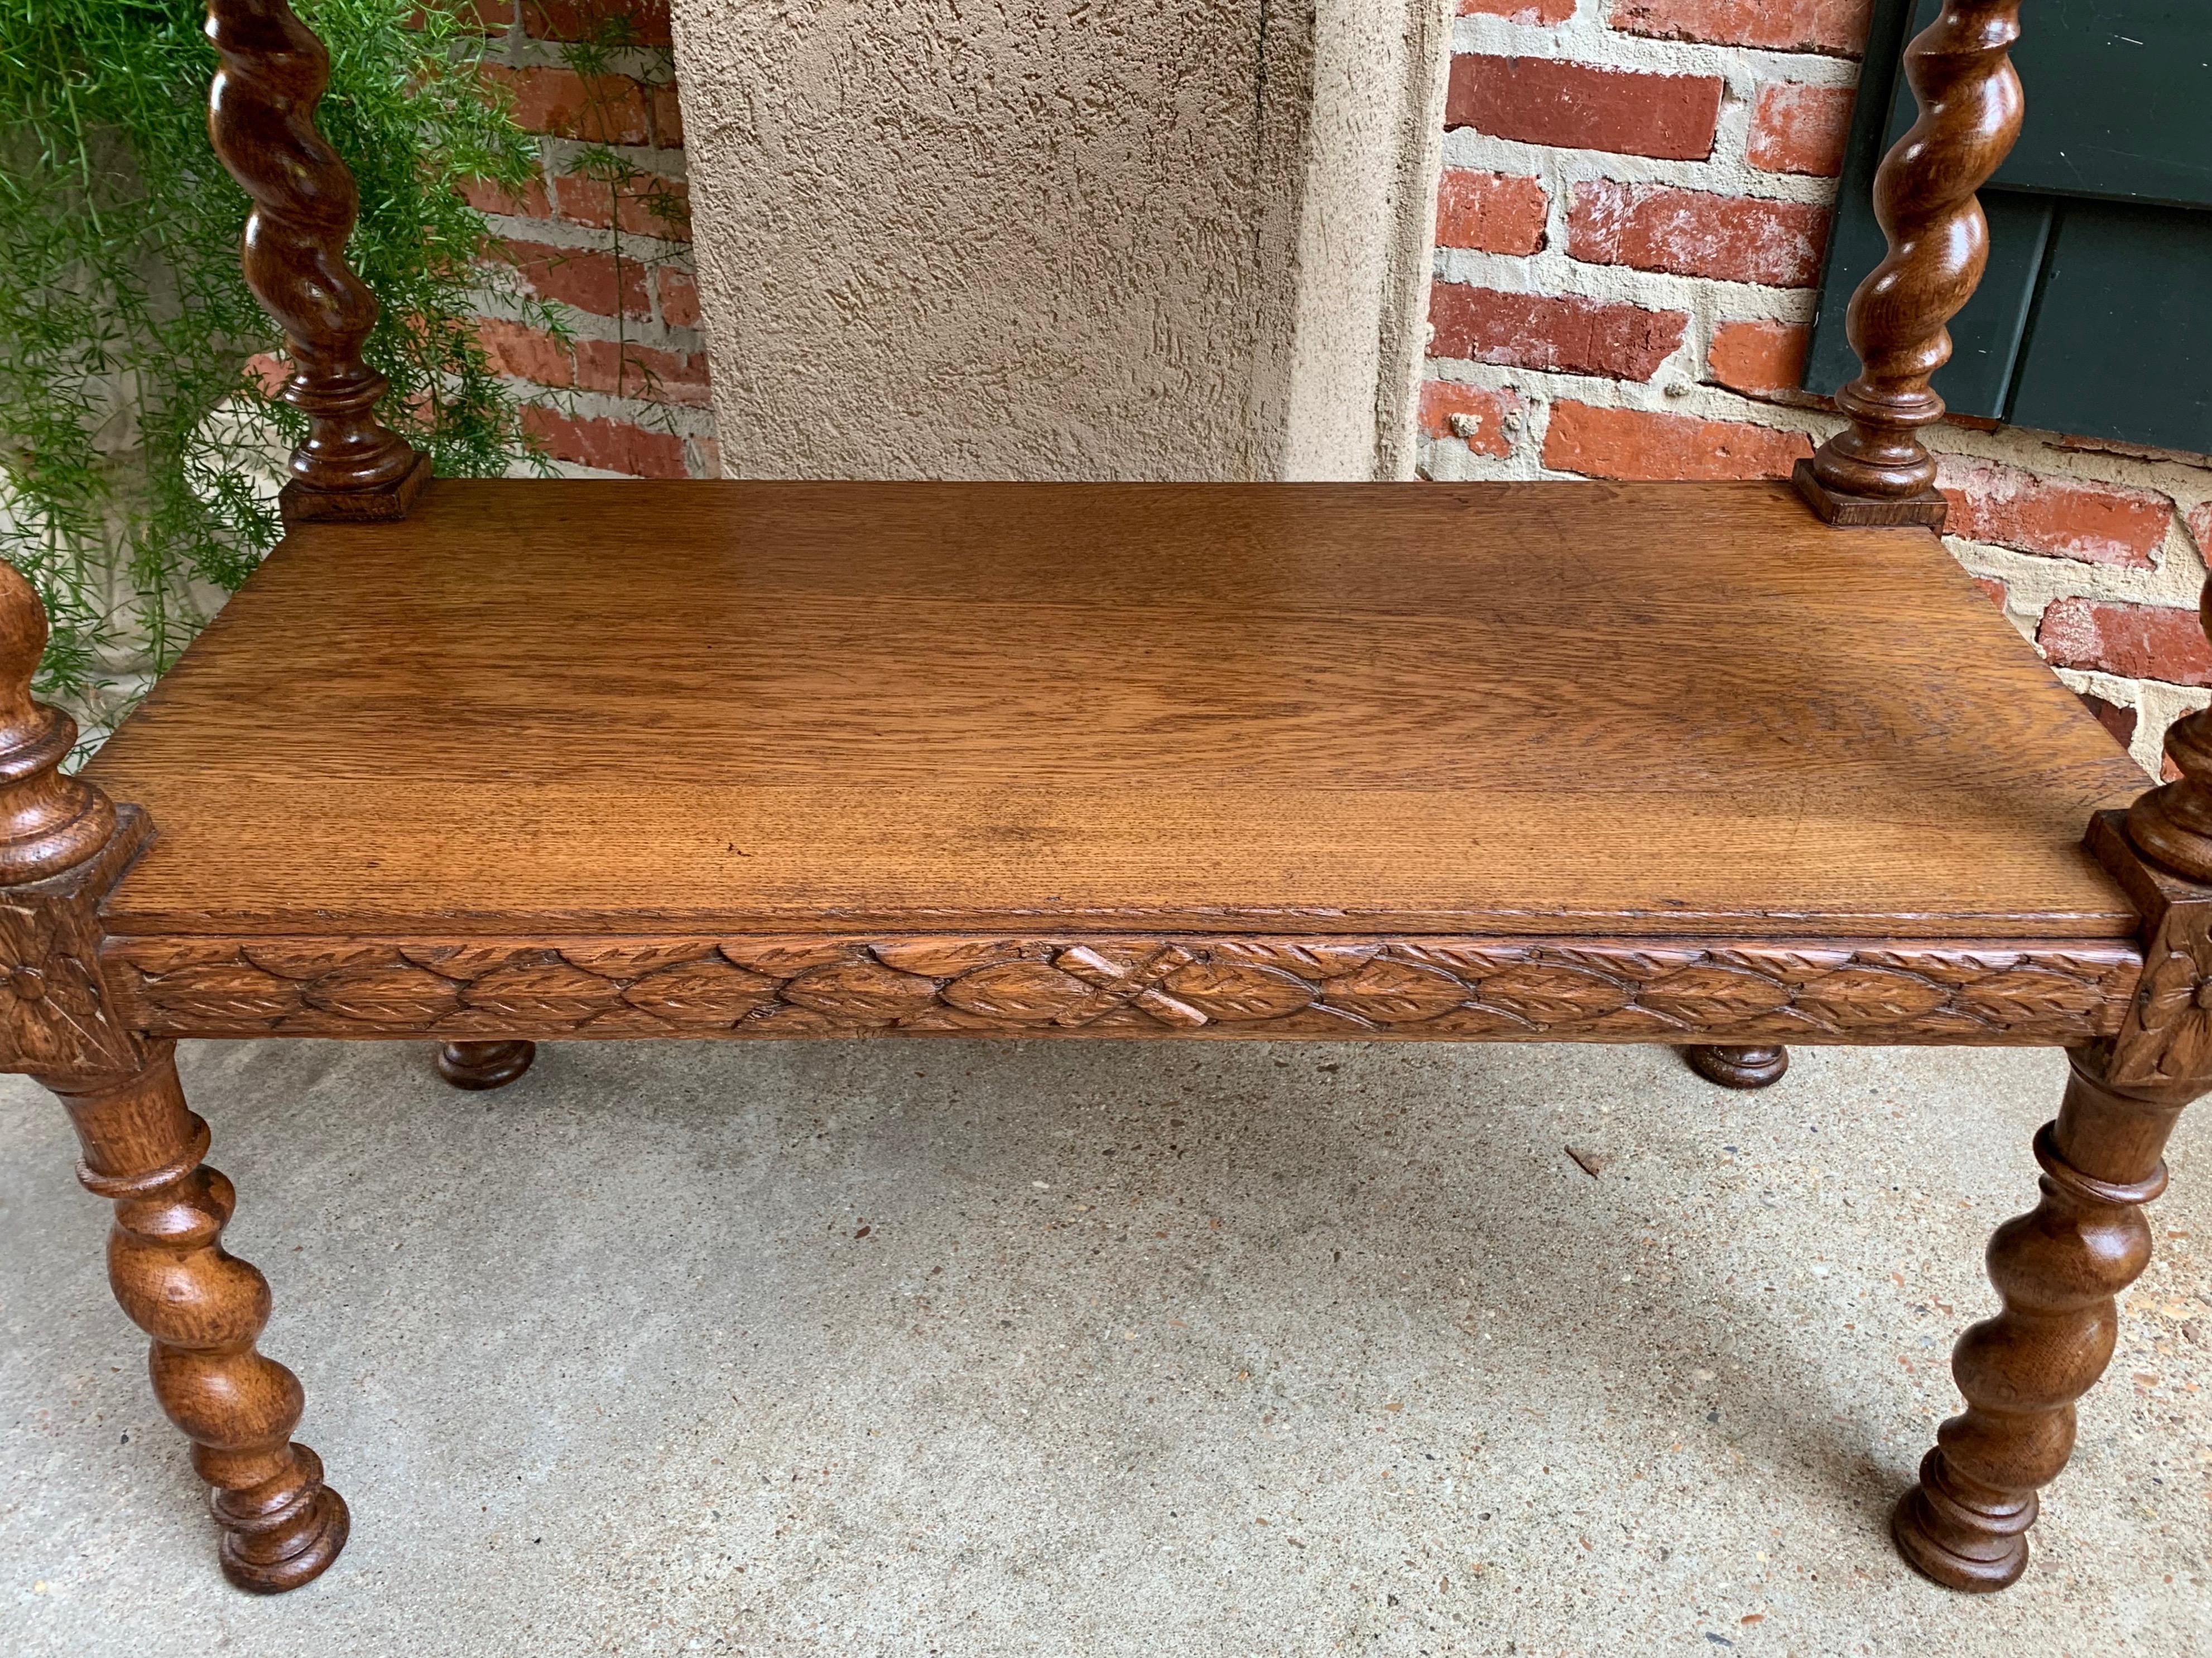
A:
[{"xmin": 668, "ymin": 0, "xmax": 1449, "ymax": 482}]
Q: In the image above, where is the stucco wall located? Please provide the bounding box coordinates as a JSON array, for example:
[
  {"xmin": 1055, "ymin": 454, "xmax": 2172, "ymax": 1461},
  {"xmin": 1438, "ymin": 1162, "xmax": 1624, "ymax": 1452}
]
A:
[{"xmin": 667, "ymin": 0, "xmax": 1450, "ymax": 481}]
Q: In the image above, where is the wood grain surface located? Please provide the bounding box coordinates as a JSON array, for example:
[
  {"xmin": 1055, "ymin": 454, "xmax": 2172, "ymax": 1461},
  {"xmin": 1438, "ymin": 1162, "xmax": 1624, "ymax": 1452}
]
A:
[{"xmin": 84, "ymin": 479, "xmax": 2146, "ymax": 941}]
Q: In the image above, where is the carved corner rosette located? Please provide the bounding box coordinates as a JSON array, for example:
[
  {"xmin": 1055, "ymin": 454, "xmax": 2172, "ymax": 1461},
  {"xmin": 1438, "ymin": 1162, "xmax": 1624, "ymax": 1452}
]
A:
[
  {"xmin": 2090, "ymin": 811, "xmax": 2212, "ymax": 1091},
  {"xmin": 0, "ymin": 807, "xmax": 152, "ymax": 1087}
]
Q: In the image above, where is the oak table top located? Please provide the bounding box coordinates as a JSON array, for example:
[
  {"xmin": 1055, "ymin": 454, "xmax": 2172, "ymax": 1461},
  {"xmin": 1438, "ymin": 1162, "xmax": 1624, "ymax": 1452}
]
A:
[{"xmin": 84, "ymin": 478, "xmax": 2144, "ymax": 942}]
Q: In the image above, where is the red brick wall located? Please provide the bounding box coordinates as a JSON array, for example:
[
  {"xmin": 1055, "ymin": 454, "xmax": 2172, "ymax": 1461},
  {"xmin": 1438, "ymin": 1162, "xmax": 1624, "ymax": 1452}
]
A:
[
  {"xmin": 467, "ymin": 2, "xmax": 718, "ymax": 479},
  {"xmin": 1423, "ymin": 2, "xmax": 2212, "ymax": 775}
]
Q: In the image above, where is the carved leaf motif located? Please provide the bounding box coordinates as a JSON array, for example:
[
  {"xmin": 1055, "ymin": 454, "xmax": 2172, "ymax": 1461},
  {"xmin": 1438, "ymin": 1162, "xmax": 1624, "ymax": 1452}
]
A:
[
  {"xmin": 559, "ymin": 941, "xmax": 720, "ymax": 980},
  {"xmin": 1205, "ymin": 940, "xmax": 1377, "ymax": 980},
  {"xmin": 100, "ymin": 932, "xmax": 2136, "ymax": 1047},
  {"xmin": 1242, "ymin": 1005, "xmax": 1377, "ymax": 1037},
  {"xmin": 1953, "ymin": 968, "xmax": 2102, "ymax": 1026},
  {"xmin": 1859, "ymin": 948, "xmax": 2022, "ymax": 987},
  {"xmin": 1391, "ymin": 943, "xmax": 1531, "ymax": 976},
  {"xmin": 1710, "ymin": 948, "xmax": 1854, "ymax": 985},
  {"xmin": 464, "ymin": 959, "xmax": 624, "ymax": 1018},
  {"xmin": 402, "ymin": 944, "xmax": 537, "ymax": 980},
  {"xmin": 720, "ymin": 938, "xmax": 860, "ymax": 975},
  {"xmin": 147, "ymin": 961, "xmax": 304, "ymax": 1020},
  {"xmin": 1413, "ymin": 1004, "xmax": 1536, "ymax": 1037},
  {"xmin": 742, "ymin": 1002, "xmax": 841, "ymax": 1033},
  {"xmin": 1792, "ymin": 967, "xmax": 1949, "ymax": 1026},
  {"xmin": 1586, "ymin": 1004, "xmax": 1701, "ymax": 1040},
  {"xmin": 937, "ymin": 962, "xmax": 1098, "ymax": 1024},
  {"xmin": 1475, "ymin": 964, "xmax": 1634, "ymax": 1024},
  {"xmin": 1636, "ymin": 964, "xmax": 1793, "ymax": 1021},
  {"xmin": 304, "ymin": 965, "xmax": 461, "ymax": 1024},
  {"xmin": 111, "ymin": 939, "xmax": 234, "ymax": 975},
  {"xmin": 783, "ymin": 961, "xmax": 941, "ymax": 1023},
  {"xmin": 621, "ymin": 958, "xmax": 782, "ymax": 1024},
  {"xmin": 1160, "ymin": 961, "xmax": 1319, "ymax": 1021},
  {"xmin": 875, "ymin": 938, "xmax": 1050, "ymax": 977},
  {"xmin": 1323, "ymin": 958, "xmax": 1468, "ymax": 1023},
  {"xmin": 1549, "ymin": 946, "xmax": 1702, "ymax": 982},
  {"xmin": 244, "ymin": 942, "xmax": 396, "ymax": 980}
]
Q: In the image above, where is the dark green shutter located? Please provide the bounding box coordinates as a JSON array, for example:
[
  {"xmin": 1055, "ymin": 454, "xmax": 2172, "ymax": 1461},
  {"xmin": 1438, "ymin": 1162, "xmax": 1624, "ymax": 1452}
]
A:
[{"xmin": 1807, "ymin": 0, "xmax": 2212, "ymax": 454}]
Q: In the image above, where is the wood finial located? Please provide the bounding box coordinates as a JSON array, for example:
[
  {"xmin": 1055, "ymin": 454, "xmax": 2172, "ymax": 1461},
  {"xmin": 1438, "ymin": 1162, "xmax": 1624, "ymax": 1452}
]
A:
[
  {"xmin": 1796, "ymin": 1, "xmax": 2025, "ymax": 528},
  {"xmin": 205, "ymin": 1, "xmax": 429, "ymax": 522},
  {"xmin": 0, "ymin": 562, "xmax": 116, "ymax": 885}
]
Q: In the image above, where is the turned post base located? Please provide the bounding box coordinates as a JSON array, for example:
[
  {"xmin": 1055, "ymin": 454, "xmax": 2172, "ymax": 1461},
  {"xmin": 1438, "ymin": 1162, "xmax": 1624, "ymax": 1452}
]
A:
[
  {"xmin": 1893, "ymin": 1448, "xmax": 2031, "ymax": 1592},
  {"xmin": 55, "ymin": 1046, "xmax": 348, "ymax": 1593},
  {"xmin": 1890, "ymin": 1045, "xmax": 2192, "ymax": 1592},
  {"xmin": 437, "ymin": 1040, "xmax": 536, "ymax": 1090},
  {"xmin": 1682, "ymin": 1044, "xmax": 1789, "ymax": 1089}
]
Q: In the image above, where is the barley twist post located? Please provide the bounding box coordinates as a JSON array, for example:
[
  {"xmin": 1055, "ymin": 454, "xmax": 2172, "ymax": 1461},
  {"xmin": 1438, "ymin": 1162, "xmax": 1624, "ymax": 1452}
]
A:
[
  {"xmin": 205, "ymin": 0, "xmax": 429, "ymax": 520},
  {"xmin": 1796, "ymin": 0, "xmax": 2025, "ymax": 527},
  {"xmin": 0, "ymin": 560, "xmax": 347, "ymax": 1591},
  {"xmin": 59, "ymin": 1053, "xmax": 351, "ymax": 1592},
  {"xmin": 1894, "ymin": 1045, "xmax": 2185, "ymax": 1589}
]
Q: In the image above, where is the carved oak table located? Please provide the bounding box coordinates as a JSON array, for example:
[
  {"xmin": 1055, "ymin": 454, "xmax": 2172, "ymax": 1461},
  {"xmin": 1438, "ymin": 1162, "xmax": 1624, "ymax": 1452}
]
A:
[{"xmin": 2, "ymin": 0, "xmax": 2201, "ymax": 1599}]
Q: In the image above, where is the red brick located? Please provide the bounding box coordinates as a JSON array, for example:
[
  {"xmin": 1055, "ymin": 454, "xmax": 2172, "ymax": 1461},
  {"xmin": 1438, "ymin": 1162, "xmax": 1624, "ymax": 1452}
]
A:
[
  {"xmin": 1430, "ymin": 285, "xmax": 1686, "ymax": 380},
  {"xmin": 522, "ymin": 405, "xmax": 688, "ymax": 476},
  {"xmin": 657, "ymin": 266, "xmax": 701, "ymax": 328},
  {"xmin": 688, "ymin": 433, "xmax": 722, "ymax": 479},
  {"xmin": 483, "ymin": 64, "xmax": 649, "ymax": 144},
  {"xmin": 505, "ymin": 238, "xmax": 652, "ymax": 319},
  {"xmin": 243, "ymin": 351, "xmax": 288, "ymax": 396},
  {"xmin": 1748, "ymin": 83, "xmax": 1855, "ymax": 177},
  {"xmin": 571, "ymin": 338, "xmax": 713, "ymax": 406},
  {"xmin": 1937, "ymin": 458, "xmax": 2172, "ymax": 568},
  {"xmin": 554, "ymin": 171, "xmax": 690, "ymax": 237},
  {"xmin": 454, "ymin": 1, "xmax": 516, "ymax": 28},
  {"xmin": 459, "ymin": 173, "xmax": 552, "ymax": 219},
  {"xmin": 1459, "ymin": 0, "xmax": 1575, "ymax": 18},
  {"xmin": 1435, "ymin": 171, "xmax": 1549, "ymax": 254},
  {"xmin": 1542, "ymin": 403, "xmax": 1813, "ymax": 480},
  {"xmin": 522, "ymin": 0, "xmax": 672, "ymax": 45},
  {"xmin": 2038, "ymin": 598, "xmax": 2212, "ymax": 687},
  {"xmin": 1424, "ymin": 290, "xmax": 1681, "ymax": 384},
  {"xmin": 1417, "ymin": 382, "xmax": 1522, "ymax": 455},
  {"xmin": 479, "ymin": 319, "xmax": 574, "ymax": 388},
  {"xmin": 482, "ymin": 321, "xmax": 709, "ymax": 405},
  {"xmin": 1446, "ymin": 55, "xmax": 1721, "ymax": 161},
  {"xmin": 1706, "ymin": 319, "xmax": 1810, "ymax": 398},
  {"xmin": 1972, "ymin": 575, "xmax": 2008, "ymax": 611},
  {"xmin": 1611, "ymin": 0, "xmax": 1873, "ymax": 56},
  {"xmin": 2189, "ymin": 502, "xmax": 2212, "ymax": 556},
  {"xmin": 1569, "ymin": 182, "xmax": 1830, "ymax": 288},
  {"xmin": 650, "ymin": 82, "xmax": 684, "ymax": 148},
  {"xmin": 2075, "ymin": 691, "xmax": 2138, "ymax": 750}
]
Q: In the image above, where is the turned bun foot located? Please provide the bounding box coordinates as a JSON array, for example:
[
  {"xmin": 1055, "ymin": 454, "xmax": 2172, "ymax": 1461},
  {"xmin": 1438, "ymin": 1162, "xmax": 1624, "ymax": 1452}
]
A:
[
  {"xmin": 219, "ymin": 1462, "xmax": 351, "ymax": 1594},
  {"xmin": 436, "ymin": 1040, "xmax": 536, "ymax": 1091},
  {"xmin": 1891, "ymin": 1453, "xmax": 2030, "ymax": 1593},
  {"xmin": 1682, "ymin": 1044, "xmax": 1789, "ymax": 1089}
]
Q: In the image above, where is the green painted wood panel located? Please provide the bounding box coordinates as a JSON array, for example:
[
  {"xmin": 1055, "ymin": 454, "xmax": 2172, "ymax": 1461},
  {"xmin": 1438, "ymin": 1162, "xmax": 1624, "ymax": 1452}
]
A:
[
  {"xmin": 1806, "ymin": 0, "xmax": 2212, "ymax": 450},
  {"xmin": 2008, "ymin": 200, "xmax": 2212, "ymax": 452}
]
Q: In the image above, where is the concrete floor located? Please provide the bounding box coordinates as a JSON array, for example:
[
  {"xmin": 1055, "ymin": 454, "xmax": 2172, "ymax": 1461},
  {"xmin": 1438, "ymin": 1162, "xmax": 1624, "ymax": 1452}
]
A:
[{"xmin": 1, "ymin": 1038, "xmax": 2206, "ymax": 1656}]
